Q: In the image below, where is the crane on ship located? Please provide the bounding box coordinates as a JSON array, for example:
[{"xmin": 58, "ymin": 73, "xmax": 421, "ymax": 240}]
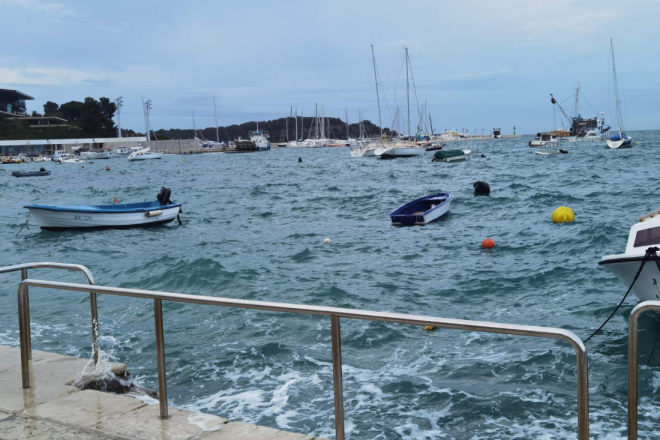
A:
[{"xmin": 550, "ymin": 93, "xmax": 572, "ymax": 131}]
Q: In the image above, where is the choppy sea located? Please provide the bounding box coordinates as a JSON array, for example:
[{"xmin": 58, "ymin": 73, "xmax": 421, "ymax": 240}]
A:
[{"xmin": 1, "ymin": 132, "xmax": 660, "ymax": 439}]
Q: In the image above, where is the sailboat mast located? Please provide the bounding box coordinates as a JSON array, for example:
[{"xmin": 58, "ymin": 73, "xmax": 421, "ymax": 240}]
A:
[
  {"xmin": 371, "ymin": 45, "xmax": 383, "ymax": 136},
  {"xmin": 429, "ymin": 113, "xmax": 434, "ymax": 136},
  {"xmin": 213, "ymin": 97, "xmax": 219, "ymax": 143},
  {"xmin": 611, "ymin": 39, "xmax": 623, "ymax": 134},
  {"xmin": 345, "ymin": 109, "xmax": 349, "ymax": 139},
  {"xmin": 295, "ymin": 107, "xmax": 298, "ymax": 141},
  {"xmin": 192, "ymin": 110, "xmax": 197, "ymax": 139},
  {"xmin": 406, "ymin": 46, "xmax": 411, "ymax": 138}
]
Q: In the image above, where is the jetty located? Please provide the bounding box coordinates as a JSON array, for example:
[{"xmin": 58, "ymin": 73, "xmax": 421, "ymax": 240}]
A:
[{"xmin": 0, "ymin": 345, "xmax": 324, "ymax": 439}]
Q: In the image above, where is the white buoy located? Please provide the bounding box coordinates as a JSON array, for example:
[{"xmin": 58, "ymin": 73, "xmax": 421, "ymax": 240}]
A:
[{"xmin": 323, "ymin": 238, "xmax": 332, "ymax": 245}]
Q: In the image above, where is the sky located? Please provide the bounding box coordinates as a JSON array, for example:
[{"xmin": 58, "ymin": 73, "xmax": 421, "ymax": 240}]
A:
[{"xmin": 1, "ymin": 0, "xmax": 658, "ymax": 135}]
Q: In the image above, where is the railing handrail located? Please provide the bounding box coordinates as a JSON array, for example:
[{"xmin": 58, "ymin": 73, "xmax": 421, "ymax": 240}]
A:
[
  {"xmin": 16, "ymin": 278, "xmax": 590, "ymax": 440},
  {"xmin": 0, "ymin": 263, "xmax": 98, "ymax": 364},
  {"xmin": 627, "ymin": 300, "xmax": 660, "ymax": 439},
  {"xmin": 0, "ymin": 262, "xmax": 95, "ymax": 284}
]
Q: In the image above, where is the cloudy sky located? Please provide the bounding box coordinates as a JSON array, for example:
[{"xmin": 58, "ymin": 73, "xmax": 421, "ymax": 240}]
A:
[{"xmin": 1, "ymin": 0, "xmax": 658, "ymax": 134}]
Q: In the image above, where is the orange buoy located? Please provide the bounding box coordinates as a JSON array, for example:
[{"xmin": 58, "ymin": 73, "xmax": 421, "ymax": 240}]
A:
[
  {"xmin": 113, "ymin": 197, "xmax": 118, "ymax": 203},
  {"xmin": 106, "ymin": 165, "xmax": 110, "ymax": 171},
  {"xmin": 482, "ymin": 238, "xmax": 496, "ymax": 249}
]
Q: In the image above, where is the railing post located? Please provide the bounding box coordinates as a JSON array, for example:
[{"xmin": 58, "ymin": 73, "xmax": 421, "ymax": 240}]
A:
[
  {"xmin": 153, "ymin": 298, "xmax": 168, "ymax": 419},
  {"xmin": 574, "ymin": 342, "xmax": 589, "ymax": 440},
  {"xmin": 628, "ymin": 310, "xmax": 638, "ymax": 440},
  {"xmin": 17, "ymin": 284, "xmax": 30, "ymax": 388},
  {"xmin": 90, "ymin": 291, "xmax": 99, "ymax": 364},
  {"xmin": 331, "ymin": 315, "xmax": 345, "ymax": 440},
  {"xmin": 20, "ymin": 269, "xmax": 31, "ymax": 359}
]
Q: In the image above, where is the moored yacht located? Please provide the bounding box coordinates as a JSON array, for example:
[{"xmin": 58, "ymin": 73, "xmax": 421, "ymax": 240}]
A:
[
  {"xmin": 529, "ymin": 133, "xmax": 559, "ymax": 148},
  {"xmin": 600, "ymin": 209, "xmax": 660, "ymax": 302}
]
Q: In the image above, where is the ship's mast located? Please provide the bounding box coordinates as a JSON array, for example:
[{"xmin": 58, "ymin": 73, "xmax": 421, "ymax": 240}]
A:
[
  {"xmin": 611, "ymin": 38, "xmax": 623, "ymax": 134},
  {"xmin": 371, "ymin": 45, "xmax": 383, "ymax": 136},
  {"xmin": 294, "ymin": 107, "xmax": 298, "ymax": 141},
  {"xmin": 213, "ymin": 97, "xmax": 219, "ymax": 143},
  {"xmin": 574, "ymin": 83, "xmax": 580, "ymax": 119},
  {"xmin": 406, "ymin": 46, "xmax": 411, "ymax": 138}
]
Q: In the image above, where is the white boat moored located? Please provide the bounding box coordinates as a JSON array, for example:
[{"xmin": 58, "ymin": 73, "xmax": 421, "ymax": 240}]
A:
[
  {"xmin": 25, "ymin": 188, "xmax": 182, "ymax": 231},
  {"xmin": 128, "ymin": 147, "xmax": 164, "ymax": 161},
  {"xmin": 599, "ymin": 209, "xmax": 660, "ymax": 302}
]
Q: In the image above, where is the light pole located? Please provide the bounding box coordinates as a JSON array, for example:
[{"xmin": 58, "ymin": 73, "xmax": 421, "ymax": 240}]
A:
[{"xmin": 115, "ymin": 97, "xmax": 124, "ymax": 138}]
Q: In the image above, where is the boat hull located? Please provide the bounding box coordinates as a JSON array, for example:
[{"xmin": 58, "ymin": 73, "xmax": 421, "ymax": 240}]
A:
[
  {"xmin": 391, "ymin": 193, "xmax": 453, "ymax": 226},
  {"xmin": 605, "ymin": 137, "xmax": 632, "ymax": 149},
  {"xmin": 599, "ymin": 255, "xmax": 660, "ymax": 302},
  {"xmin": 374, "ymin": 147, "xmax": 426, "ymax": 158},
  {"xmin": 129, "ymin": 153, "xmax": 164, "ymax": 161},
  {"xmin": 27, "ymin": 205, "xmax": 180, "ymax": 231}
]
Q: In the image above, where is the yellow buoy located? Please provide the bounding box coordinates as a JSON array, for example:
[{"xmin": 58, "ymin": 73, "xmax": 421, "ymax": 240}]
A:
[
  {"xmin": 552, "ymin": 206, "xmax": 575, "ymax": 223},
  {"xmin": 423, "ymin": 326, "xmax": 436, "ymax": 332}
]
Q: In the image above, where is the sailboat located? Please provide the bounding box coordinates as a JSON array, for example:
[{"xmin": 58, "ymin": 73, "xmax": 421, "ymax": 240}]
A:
[
  {"xmin": 350, "ymin": 46, "xmax": 385, "ymax": 158},
  {"xmin": 605, "ymin": 39, "xmax": 632, "ymax": 149},
  {"xmin": 373, "ymin": 47, "xmax": 425, "ymax": 158}
]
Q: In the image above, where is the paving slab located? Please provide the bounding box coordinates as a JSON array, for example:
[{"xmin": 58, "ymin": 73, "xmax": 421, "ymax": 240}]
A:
[
  {"xmin": 95, "ymin": 403, "xmax": 228, "ymax": 440},
  {"xmin": 0, "ymin": 410, "xmax": 128, "ymax": 440},
  {"xmin": 205, "ymin": 421, "xmax": 317, "ymax": 440},
  {"xmin": 23, "ymin": 389, "xmax": 146, "ymax": 427}
]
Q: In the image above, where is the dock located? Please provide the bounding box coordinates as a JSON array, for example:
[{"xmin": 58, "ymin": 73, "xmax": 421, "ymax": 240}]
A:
[{"xmin": 0, "ymin": 345, "xmax": 325, "ymax": 440}]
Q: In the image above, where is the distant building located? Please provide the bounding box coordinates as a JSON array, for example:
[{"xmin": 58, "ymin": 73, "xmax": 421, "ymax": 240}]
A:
[{"xmin": 0, "ymin": 89, "xmax": 33, "ymax": 116}]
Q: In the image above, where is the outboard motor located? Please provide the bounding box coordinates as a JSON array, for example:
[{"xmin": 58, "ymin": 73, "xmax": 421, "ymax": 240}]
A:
[{"xmin": 157, "ymin": 187, "xmax": 172, "ymax": 205}]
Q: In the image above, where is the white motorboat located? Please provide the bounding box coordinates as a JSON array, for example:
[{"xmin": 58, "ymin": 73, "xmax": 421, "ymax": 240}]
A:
[
  {"xmin": 605, "ymin": 39, "xmax": 632, "ymax": 150},
  {"xmin": 25, "ymin": 188, "xmax": 182, "ymax": 231},
  {"xmin": 599, "ymin": 209, "xmax": 660, "ymax": 302},
  {"xmin": 529, "ymin": 133, "xmax": 559, "ymax": 148},
  {"xmin": 128, "ymin": 147, "xmax": 163, "ymax": 161},
  {"xmin": 374, "ymin": 141, "xmax": 426, "ymax": 158},
  {"xmin": 59, "ymin": 157, "xmax": 85, "ymax": 164},
  {"xmin": 110, "ymin": 147, "xmax": 133, "ymax": 158},
  {"xmin": 250, "ymin": 129, "xmax": 271, "ymax": 151},
  {"xmin": 87, "ymin": 150, "xmax": 112, "ymax": 160}
]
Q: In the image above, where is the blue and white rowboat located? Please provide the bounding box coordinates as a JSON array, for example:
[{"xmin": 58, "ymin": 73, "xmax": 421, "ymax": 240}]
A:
[
  {"xmin": 25, "ymin": 199, "xmax": 182, "ymax": 231},
  {"xmin": 390, "ymin": 192, "xmax": 453, "ymax": 226}
]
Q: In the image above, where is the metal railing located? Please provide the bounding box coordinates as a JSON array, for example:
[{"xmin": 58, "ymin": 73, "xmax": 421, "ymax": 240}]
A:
[
  {"xmin": 0, "ymin": 263, "xmax": 98, "ymax": 363},
  {"xmin": 628, "ymin": 300, "xmax": 660, "ymax": 439},
  {"xmin": 14, "ymin": 277, "xmax": 590, "ymax": 440}
]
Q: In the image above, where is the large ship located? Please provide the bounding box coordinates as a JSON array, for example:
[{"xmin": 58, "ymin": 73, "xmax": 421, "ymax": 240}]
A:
[{"xmin": 550, "ymin": 84, "xmax": 609, "ymax": 141}]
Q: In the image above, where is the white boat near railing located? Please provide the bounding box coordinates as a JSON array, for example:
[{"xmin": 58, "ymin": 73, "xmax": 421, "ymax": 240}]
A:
[
  {"xmin": 128, "ymin": 147, "xmax": 163, "ymax": 161},
  {"xmin": 25, "ymin": 188, "xmax": 182, "ymax": 231},
  {"xmin": 599, "ymin": 209, "xmax": 660, "ymax": 302}
]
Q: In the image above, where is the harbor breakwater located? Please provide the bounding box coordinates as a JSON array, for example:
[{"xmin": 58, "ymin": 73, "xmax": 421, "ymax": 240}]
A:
[{"xmin": 1, "ymin": 131, "xmax": 660, "ymax": 438}]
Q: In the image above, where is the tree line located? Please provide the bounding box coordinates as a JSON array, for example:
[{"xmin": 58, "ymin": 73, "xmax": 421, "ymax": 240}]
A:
[{"xmin": 1, "ymin": 97, "xmax": 394, "ymax": 141}]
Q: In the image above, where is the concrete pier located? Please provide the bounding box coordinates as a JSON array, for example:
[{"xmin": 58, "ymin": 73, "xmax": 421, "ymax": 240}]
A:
[{"xmin": 0, "ymin": 346, "xmax": 326, "ymax": 440}]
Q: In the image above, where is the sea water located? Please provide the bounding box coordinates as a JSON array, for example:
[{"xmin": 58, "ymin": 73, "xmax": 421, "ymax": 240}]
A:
[{"xmin": 1, "ymin": 132, "xmax": 660, "ymax": 439}]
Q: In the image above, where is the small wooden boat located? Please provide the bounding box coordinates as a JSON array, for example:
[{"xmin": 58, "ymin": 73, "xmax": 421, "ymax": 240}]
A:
[
  {"xmin": 536, "ymin": 149, "xmax": 569, "ymax": 156},
  {"xmin": 128, "ymin": 147, "xmax": 163, "ymax": 161},
  {"xmin": 431, "ymin": 149, "xmax": 471, "ymax": 162},
  {"xmin": 11, "ymin": 170, "xmax": 51, "ymax": 178},
  {"xmin": 390, "ymin": 192, "xmax": 452, "ymax": 226},
  {"xmin": 25, "ymin": 188, "xmax": 182, "ymax": 231}
]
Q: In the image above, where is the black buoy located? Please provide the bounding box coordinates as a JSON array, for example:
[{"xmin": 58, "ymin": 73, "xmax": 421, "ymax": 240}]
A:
[
  {"xmin": 298, "ymin": 157, "xmax": 302, "ymax": 163},
  {"xmin": 39, "ymin": 167, "xmax": 46, "ymax": 172},
  {"xmin": 559, "ymin": 149, "xmax": 569, "ymax": 154},
  {"xmin": 481, "ymin": 154, "xmax": 486, "ymax": 158},
  {"xmin": 473, "ymin": 181, "xmax": 491, "ymax": 196}
]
